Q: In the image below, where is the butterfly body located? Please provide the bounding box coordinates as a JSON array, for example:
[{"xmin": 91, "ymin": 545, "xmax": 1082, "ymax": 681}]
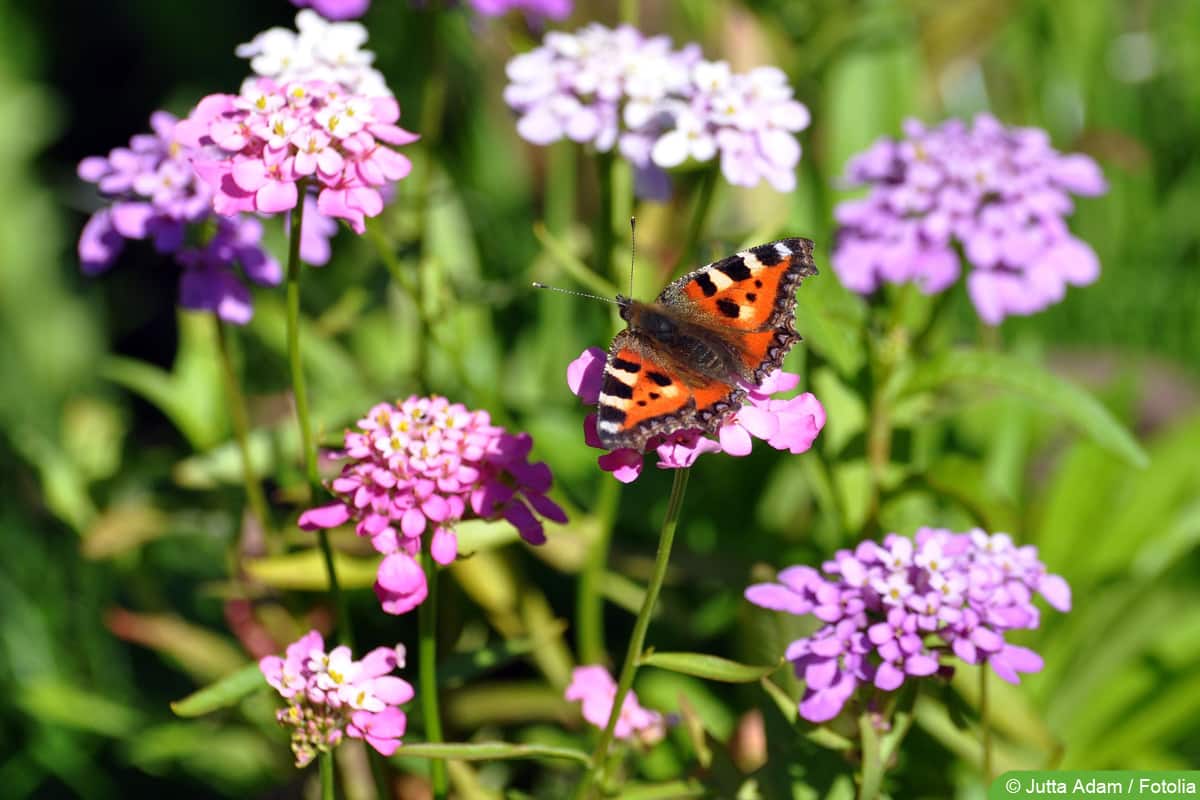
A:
[{"xmin": 596, "ymin": 238, "xmax": 817, "ymax": 451}]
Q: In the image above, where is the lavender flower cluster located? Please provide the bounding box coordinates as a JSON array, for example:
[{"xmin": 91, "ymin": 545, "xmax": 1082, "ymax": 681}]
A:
[
  {"xmin": 832, "ymin": 114, "xmax": 1107, "ymax": 324},
  {"xmin": 77, "ymin": 112, "xmax": 286, "ymax": 324},
  {"xmin": 504, "ymin": 24, "xmax": 810, "ymax": 198},
  {"xmin": 747, "ymin": 527, "xmax": 1071, "ymax": 723},
  {"xmin": 565, "ymin": 665, "xmax": 665, "ymax": 744},
  {"xmin": 260, "ymin": 631, "xmax": 413, "ymax": 766},
  {"xmin": 299, "ymin": 396, "xmax": 567, "ymax": 614}
]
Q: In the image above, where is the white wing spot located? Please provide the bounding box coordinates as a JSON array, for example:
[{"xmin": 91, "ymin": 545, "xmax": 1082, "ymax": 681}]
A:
[{"xmin": 774, "ymin": 242, "xmax": 792, "ymax": 259}]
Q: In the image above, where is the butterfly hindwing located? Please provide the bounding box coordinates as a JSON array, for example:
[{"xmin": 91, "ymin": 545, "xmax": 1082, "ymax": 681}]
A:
[
  {"xmin": 659, "ymin": 237, "xmax": 817, "ymax": 382},
  {"xmin": 596, "ymin": 330, "xmax": 743, "ymax": 451}
]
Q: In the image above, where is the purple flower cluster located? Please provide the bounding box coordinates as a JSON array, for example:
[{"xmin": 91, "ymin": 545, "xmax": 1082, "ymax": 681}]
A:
[
  {"xmin": 470, "ymin": 0, "xmax": 571, "ymax": 19},
  {"xmin": 565, "ymin": 666, "xmax": 664, "ymax": 744},
  {"xmin": 77, "ymin": 112, "xmax": 284, "ymax": 324},
  {"xmin": 832, "ymin": 114, "xmax": 1107, "ymax": 324},
  {"xmin": 289, "ymin": 0, "xmax": 371, "ymax": 21},
  {"xmin": 567, "ymin": 348, "xmax": 825, "ymax": 482},
  {"xmin": 299, "ymin": 396, "xmax": 567, "ymax": 614},
  {"xmin": 260, "ymin": 630, "xmax": 413, "ymax": 766},
  {"xmin": 746, "ymin": 527, "xmax": 1071, "ymax": 723},
  {"xmin": 504, "ymin": 24, "xmax": 809, "ymax": 198}
]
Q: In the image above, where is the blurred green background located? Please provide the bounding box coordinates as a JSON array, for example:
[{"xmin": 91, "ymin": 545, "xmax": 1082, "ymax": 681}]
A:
[{"xmin": 3, "ymin": 0, "xmax": 1199, "ymax": 797}]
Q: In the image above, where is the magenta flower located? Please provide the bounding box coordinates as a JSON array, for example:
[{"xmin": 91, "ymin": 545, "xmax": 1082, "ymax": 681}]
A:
[
  {"xmin": 179, "ymin": 77, "xmax": 417, "ymax": 234},
  {"xmin": 76, "ymin": 111, "xmax": 288, "ymax": 324},
  {"xmin": 746, "ymin": 527, "xmax": 1070, "ymax": 723},
  {"xmin": 260, "ymin": 631, "xmax": 412, "ymax": 766},
  {"xmin": 504, "ymin": 24, "xmax": 808, "ymax": 198},
  {"xmin": 470, "ymin": 0, "xmax": 571, "ymax": 18},
  {"xmin": 567, "ymin": 347, "xmax": 824, "ymax": 483},
  {"xmin": 299, "ymin": 396, "xmax": 566, "ymax": 614},
  {"xmin": 290, "ymin": 0, "xmax": 371, "ymax": 21},
  {"xmin": 832, "ymin": 114, "xmax": 1107, "ymax": 324},
  {"xmin": 564, "ymin": 666, "xmax": 665, "ymax": 744}
]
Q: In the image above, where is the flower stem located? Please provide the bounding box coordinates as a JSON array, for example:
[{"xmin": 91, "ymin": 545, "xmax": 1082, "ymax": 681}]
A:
[
  {"xmin": 576, "ymin": 477, "xmax": 621, "ymax": 665},
  {"xmin": 673, "ymin": 165, "xmax": 719, "ymax": 274},
  {"xmin": 574, "ymin": 467, "xmax": 691, "ymax": 799},
  {"xmin": 285, "ymin": 198, "xmax": 353, "ymax": 649},
  {"xmin": 214, "ymin": 317, "xmax": 272, "ymax": 537},
  {"xmin": 320, "ymin": 750, "xmax": 335, "ymax": 800},
  {"xmin": 593, "ymin": 152, "xmax": 615, "ymax": 283},
  {"xmin": 619, "ymin": 0, "xmax": 639, "ymax": 25},
  {"xmin": 980, "ymin": 665, "xmax": 993, "ymax": 781},
  {"xmin": 419, "ymin": 551, "xmax": 448, "ymax": 799}
]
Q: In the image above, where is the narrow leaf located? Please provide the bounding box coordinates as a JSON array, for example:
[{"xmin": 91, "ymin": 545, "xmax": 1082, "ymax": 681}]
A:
[
  {"xmin": 395, "ymin": 741, "xmax": 590, "ymax": 766},
  {"xmin": 895, "ymin": 349, "xmax": 1148, "ymax": 468},
  {"xmin": 171, "ymin": 663, "xmax": 265, "ymax": 718},
  {"xmin": 244, "ymin": 549, "xmax": 381, "ymax": 591},
  {"xmin": 639, "ymin": 651, "xmax": 781, "ymax": 683},
  {"xmin": 438, "ymin": 620, "xmax": 568, "ymax": 688}
]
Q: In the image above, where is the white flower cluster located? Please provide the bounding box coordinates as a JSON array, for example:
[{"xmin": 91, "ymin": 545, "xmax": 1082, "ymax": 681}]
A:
[{"xmin": 235, "ymin": 9, "xmax": 390, "ymax": 97}]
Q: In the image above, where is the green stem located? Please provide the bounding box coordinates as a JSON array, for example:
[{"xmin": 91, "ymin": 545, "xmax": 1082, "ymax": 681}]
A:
[
  {"xmin": 574, "ymin": 468, "xmax": 691, "ymax": 799},
  {"xmin": 981, "ymin": 666, "xmax": 992, "ymax": 781},
  {"xmin": 673, "ymin": 165, "xmax": 719, "ymax": 274},
  {"xmin": 618, "ymin": 0, "xmax": 639, "ymax": 25},
  {"xmin": 576, "ymin": 478, "xmax": 621, "ymax": 665},
  {"xmin": 214, "ymin": 317, "xmax": 272, "ymax": 537},
  {"xmin": 593, "ymin": 152, "xmax": 615, "ymax": 284},
  {"xmin": 857, "ymin": 713, "xmax": 883, "ymax": 800},
  {"xmin": 320, "ymin": 750, "xmax": 335, "ymax": 800},
  {"xmin": 285, "ymin": 198, "xmax": 353, "ymax": 649},
  {"xmin": 419, "ymin": 551, "xmax": 448, "ymax": 799}
]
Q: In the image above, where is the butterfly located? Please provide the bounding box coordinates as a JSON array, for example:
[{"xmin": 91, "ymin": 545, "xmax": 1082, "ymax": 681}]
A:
[{"xmin": 596, "ymin": 238, "xmax": 818, "ymax": 451}]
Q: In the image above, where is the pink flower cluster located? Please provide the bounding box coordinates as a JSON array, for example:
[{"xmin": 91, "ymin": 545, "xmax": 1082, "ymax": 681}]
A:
[
  {"xmin": 299, "ymin": 396, "xmax": 566, "ymax": 614},
  {"xmin": 564, "ymin": 666, "xmax": 665, "ymax": 744},
  {"xmin": 567, "ymin": 348, "xmax": 825, "ymax": 482},
  {"xmin": 260, "ymin": 630, "xmax": 413, "ymax": 766},
  {"xmin": 746, "ymin": 528, "xmax": 1071, "ymax": 723},
  {"xmin": 177, "ymin": 77, "xmax": 418, "ymax": 233},
  {"xmin": 832, "ymin": 114, "xmax": 1107, "ymax": 324}
]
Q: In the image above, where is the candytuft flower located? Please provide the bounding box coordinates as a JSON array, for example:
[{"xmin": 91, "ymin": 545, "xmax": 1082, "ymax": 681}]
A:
[
  {"xmin": 832, "ymin": 114, "xmax": 1107, "ymax": 324},
  {"xmin": 567, "ymin": 348, "xmax": 824, "ymax": 483},
  {"xmin": 179, "ymin": 77, "xmax": 417, "ymax": 233},
  {"xmin": 239, "ymin": 10, "xmax": 388, "ymax": 96},
  {"xmin": 746, "ymin": 527, "xmax": 1070, "ymax": 723},
  {"xmin": 76, "ymin": 111, "xmax": 285, "ymax": 323},
  {"xmin": 299, "ymin": 396, "xmax": 566, "ymax": 614},
  {"xmin": 565, "ymin": 666, "xmax": 665, "ymax": 744},
  {"xmin": 470, "ymin": 0, "xmax": 572, "ymax": 19},
  {"xmin": 504, "ymin": 24, "xmax": 809, "ymax": 198},
  {"xmin": 260, "ymin": 631, "xmax": 413, "ymax": 766}
]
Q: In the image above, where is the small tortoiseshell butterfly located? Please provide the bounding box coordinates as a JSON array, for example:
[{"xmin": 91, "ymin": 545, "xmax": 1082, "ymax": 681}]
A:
[{"xmin": 595, "ymin": 238, "xmax": 817, "ymax": 451}]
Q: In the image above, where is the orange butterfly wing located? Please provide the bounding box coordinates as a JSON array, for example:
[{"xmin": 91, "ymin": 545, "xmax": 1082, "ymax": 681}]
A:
[
  {"xmin": 659, "ymin": 238, "xmax": 817, "ymax": 382},
  {"xmin": 595, "ymin": 331, "xmax": 744, "ymax": 451}
]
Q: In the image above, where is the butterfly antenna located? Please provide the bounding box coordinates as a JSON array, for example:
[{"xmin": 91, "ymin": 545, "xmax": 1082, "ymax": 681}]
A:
[
  {"xmin": 628, "ymin": 216, "xmax": 637, "ymax": 297},
  {"xmin": 531, "ymin": 282, "xmax": 621, "ymax": 305}
]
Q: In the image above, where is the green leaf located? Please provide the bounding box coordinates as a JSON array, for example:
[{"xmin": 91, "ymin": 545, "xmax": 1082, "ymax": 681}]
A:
[
  {"xmin": 438, "ymin": 620, "xmax": 568, "ymax": 688},
  {"xmin": 639, "ymin": 651, "xmax": 781, "ymax": 683},
  {"xmin": 243, "ymin": 548, "xmax": 381, "ymax": 590},
  {"xmin": 894, "ymin": 349, "xmax": 1148, "ymax": 468},
  {"xmin": 19, "ymin": 679, "xmax": 144, "ymax": 738},
  {"xmin": 171, "ymin": 663, "xmax": 265, "ymax": 718},
  {"xmin": 394, "ymin": 741, "xmax": 590, "ymax": 766}
]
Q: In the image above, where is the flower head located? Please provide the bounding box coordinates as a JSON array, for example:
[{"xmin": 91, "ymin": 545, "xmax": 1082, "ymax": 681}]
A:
[
  {"xmin": 504, "ymin": 24, "xmax": 808, "ymax": 198},
  {"xmin": 299, "ymin": 396, "xmax": 566, "ymax": 614},
  {"xmin": 470, "ymin": 0, "xmax": 572, "ymax": 19},
  {"xmin": 76, "ymin": 111, "xmax": 285, "ymax": 324},
  {"xmin": 239, "ymin": 10, "xmax": 388, "ymax": 95},
  {"xmin": 180, "ymin": 77, "xmax": 417, "ymax": 233},
  {"xmin": 260, "ymin": 631, "xmax": 412, "ymax": 766},
  {"xmin": 832, "ymin": 114, "xmax": 1107, "ymax": 324},
  {"xmin": 747, "ymin": 527, "xmax": 1070, "ymax": 723},
  {"xmin": 565, "ymin": 666, "xmax": 665, "ymax": 744},
  {"xmin": 567, "ymin": 348, "xmax": 824, "ymax": 483}
]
